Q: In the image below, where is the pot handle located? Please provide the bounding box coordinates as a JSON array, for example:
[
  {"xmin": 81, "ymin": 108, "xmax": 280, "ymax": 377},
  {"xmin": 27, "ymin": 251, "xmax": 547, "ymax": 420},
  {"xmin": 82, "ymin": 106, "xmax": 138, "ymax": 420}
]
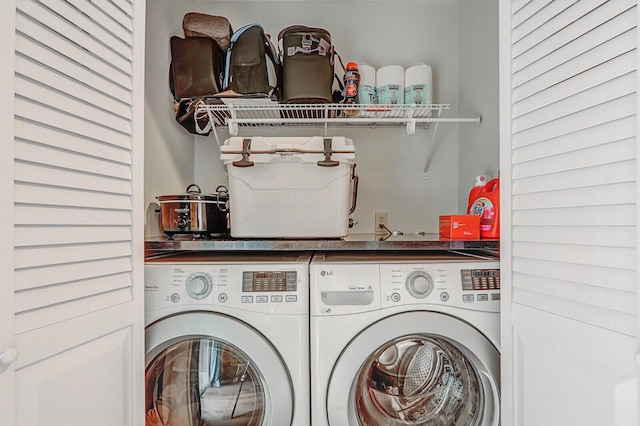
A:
[
  {"xmin": 186, "ymin": 184, "xmax": 202, "ymax": 194},
  {"xmin": 215, "ymin": 185, "xmax": 229, "ymax": 212}
]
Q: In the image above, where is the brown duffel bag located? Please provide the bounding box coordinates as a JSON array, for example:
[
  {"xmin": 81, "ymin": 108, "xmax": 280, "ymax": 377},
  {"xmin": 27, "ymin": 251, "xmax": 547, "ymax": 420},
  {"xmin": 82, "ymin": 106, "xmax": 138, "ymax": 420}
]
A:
[
  {"xmin": 182, "ymin": 12, "xmax": 233, "ymax": 51},
  {"xmin": 169, "ymin": 36, "xmax": 225, "ymax": 135},
  {"xmin": 170, "ymin": 36, "xmax": 224, "ymax": 100}
]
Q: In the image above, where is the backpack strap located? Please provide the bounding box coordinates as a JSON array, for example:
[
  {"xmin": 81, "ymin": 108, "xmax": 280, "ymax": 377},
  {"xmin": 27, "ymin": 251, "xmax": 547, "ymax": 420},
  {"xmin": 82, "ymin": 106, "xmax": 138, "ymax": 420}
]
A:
[
  {"xmin": 263, "ymin": 34, "xmax": 282, "ymax": 98},
  {"xmin": 331, "ymin": 51, "xmax": 346, "ymax": 102}
]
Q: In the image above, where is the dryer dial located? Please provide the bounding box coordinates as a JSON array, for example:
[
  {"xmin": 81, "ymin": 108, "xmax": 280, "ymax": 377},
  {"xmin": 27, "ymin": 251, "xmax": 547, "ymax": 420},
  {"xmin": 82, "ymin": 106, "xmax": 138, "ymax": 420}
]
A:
[
  {"xmin": 405, "ymin": 270, "xmax": 434, "ymax": 299},
  {"xmin": 186, "ymin": 272, "xmax": 214, "ymax": 300}
]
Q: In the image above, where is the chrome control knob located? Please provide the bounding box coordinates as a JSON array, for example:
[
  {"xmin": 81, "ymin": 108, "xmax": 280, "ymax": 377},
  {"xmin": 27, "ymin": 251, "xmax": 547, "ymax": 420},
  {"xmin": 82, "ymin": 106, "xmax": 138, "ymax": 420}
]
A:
[
  {"xmin": 186, "ymin": 272, "xmax": 213, "ymax": 300},
  {"xmin": 406, "ymin": 271, "xmax": 434, "ymax": 299}
]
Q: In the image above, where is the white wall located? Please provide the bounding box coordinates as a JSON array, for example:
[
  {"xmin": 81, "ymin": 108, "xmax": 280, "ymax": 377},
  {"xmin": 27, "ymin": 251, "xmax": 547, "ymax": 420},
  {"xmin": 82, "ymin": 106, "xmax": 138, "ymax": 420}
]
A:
[
  {"xmin": 145, "ymin": 0, "xmax": 499, "ymax": 236},
  {"xmin": 457, "ymin": 0, "xmax": 500, "ymax": 210},
  {"xmin": 144, "ymin": 0, "xmax": 198, "ymax": 236}
]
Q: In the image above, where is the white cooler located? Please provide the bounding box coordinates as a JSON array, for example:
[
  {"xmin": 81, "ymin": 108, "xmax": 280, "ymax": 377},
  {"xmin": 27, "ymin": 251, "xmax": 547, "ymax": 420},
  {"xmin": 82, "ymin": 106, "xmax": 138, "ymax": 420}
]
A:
[{"xmin": 220, "ymin": 136, "xmax": 357, "ymax": 238}]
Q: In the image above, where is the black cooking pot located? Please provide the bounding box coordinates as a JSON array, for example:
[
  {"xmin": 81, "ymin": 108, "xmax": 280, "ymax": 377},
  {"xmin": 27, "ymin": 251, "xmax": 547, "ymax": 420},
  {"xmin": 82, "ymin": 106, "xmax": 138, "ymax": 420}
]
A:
[{"xmin": 157, "ymin": 184, "xmax": 229, "ymax": 238}]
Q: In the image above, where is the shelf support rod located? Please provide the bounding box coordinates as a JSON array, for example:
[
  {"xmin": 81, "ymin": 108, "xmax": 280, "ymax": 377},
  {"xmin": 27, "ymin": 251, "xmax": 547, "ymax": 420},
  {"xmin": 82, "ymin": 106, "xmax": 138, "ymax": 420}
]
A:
[
  {"xmin": 422, "ymin": 107, "xmax": 481, "ymax": 179},
  {"xmin": 324, "ymin": 104, "xmax": 329, "ymax": 136},
  {"xmin": 205, "ymin": 108, "xmax": 222, "ymax": 147},
  {"xmin": 422, "ymin": 107, "xmax": 443, "ymax": 179}
]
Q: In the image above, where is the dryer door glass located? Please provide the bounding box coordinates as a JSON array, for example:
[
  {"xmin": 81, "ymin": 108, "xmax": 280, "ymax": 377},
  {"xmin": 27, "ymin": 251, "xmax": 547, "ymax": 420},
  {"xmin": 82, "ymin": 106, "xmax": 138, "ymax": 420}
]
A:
[
  {"xmin": 354, "ymin": 335, "xmax": 482, "ymax": 426},
  {"xmin": 145, "ymin": 338, "xmax": 266, "ymax": 426}
]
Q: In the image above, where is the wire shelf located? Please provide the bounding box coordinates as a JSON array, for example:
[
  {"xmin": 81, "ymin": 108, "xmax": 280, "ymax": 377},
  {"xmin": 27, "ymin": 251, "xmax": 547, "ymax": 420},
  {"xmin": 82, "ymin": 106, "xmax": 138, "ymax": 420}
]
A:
[
  {"xmin": 198, "ymin": 102, "xmax": 480, "ymax": 135},
  {"xmin": 198, "ymin": 101, "xmax": 481, "ymax": 177}
]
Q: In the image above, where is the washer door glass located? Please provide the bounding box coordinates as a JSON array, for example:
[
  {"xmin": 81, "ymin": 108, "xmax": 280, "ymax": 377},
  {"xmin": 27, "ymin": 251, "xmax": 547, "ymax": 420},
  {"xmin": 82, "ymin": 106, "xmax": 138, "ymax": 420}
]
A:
[
  {"xmin": 145, "ymin": 339, "xmax": 265, "ymax": 426},
  {"xmin": 326, "ymin": 311, "xmax": 499, "ymax": 426},
  {"xmin": 146, "ymin": 312, "xmax": 294, "ymax": 426},
  {"xmin": 354, "ymin": 335, "xmax": 481, "ymax": 425},
  {"xmin": 145, "ymin": 337, "xmax": 266, "ymax": 426}
]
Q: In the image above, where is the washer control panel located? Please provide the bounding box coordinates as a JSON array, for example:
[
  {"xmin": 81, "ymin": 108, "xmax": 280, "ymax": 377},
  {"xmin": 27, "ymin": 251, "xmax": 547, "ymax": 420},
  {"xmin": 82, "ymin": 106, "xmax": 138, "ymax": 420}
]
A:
[
  {"xmin": 379, "ymin": 260, "xmax": 500, "ymax": 312},
  {"xmin": 461, "ymin": 268, "xmax": 500, "ymax": 291}
]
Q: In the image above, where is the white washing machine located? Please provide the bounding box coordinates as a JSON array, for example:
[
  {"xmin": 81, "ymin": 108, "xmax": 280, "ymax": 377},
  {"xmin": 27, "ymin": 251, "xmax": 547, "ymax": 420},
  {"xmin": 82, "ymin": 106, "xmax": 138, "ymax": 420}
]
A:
[
  {"xmin": 310, "ymin": 251, "xmax": 501, "ymax": 426},
  {"xmin": 144, "ymin": 252, "xmax": 311, "ymax": 426}
]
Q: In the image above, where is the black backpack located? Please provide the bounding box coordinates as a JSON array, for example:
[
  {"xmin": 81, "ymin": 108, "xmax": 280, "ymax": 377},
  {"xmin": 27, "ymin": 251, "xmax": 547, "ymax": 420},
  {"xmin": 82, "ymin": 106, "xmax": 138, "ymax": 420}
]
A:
[{"xmin": 223, "ymin": 23, "xmax": 280, "ymax": 97}]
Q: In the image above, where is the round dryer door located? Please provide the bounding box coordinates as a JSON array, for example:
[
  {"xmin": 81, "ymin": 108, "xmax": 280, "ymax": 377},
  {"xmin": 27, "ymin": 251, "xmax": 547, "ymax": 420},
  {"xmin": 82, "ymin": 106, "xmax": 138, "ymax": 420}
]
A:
[
  {"xmin": 145, "ymin": 312, "xmax": 293, "ymax": 426},
  {"xmin": 327, "ymin": 311, "xmax": 500, "ymax": 426}
]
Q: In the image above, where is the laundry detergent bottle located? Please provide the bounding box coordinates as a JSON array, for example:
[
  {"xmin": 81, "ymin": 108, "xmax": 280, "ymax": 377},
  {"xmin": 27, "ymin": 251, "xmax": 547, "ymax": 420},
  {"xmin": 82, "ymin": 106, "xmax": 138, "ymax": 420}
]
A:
[
  {"xmin": 469, "ymin": 177, "xmax": 500, "ymax": 239},
  {"xmin": 466, "ymin": 175, "xmax": 491, "ymax": 214}
]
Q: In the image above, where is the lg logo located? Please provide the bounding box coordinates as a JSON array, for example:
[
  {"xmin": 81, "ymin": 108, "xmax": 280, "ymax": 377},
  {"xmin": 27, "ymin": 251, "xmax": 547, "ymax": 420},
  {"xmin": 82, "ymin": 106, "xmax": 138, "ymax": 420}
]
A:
[{"xmin": 320, "ymin": 270, "xmax": 334, "ymax": 277}]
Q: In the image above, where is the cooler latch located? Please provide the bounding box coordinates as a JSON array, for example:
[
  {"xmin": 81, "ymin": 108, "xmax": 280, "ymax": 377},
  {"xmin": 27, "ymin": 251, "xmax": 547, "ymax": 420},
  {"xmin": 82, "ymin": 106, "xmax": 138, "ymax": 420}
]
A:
[
  {"xmin": 232, "ymin": 138, "xmax": 255, "ymax": 167},
  {"xmin": 317, "ymin": 138, "xmax": 339, "ymax": 167}
]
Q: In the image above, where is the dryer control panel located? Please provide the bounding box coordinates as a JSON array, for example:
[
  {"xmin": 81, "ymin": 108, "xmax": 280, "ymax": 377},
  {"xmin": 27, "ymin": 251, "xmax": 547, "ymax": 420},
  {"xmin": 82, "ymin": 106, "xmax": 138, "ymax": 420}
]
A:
[
  {"xmin": 242, "ymin": 270, "xmax": 298, "ymax": 292},
  {"xmin": 145, "ymin": 255, "xmax": 310, "ymax": 316}
]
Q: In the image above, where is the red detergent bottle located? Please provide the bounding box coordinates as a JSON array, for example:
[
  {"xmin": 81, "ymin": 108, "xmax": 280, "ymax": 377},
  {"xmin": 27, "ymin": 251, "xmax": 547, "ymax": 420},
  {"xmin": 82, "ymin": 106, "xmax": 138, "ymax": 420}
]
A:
[
  {"xmin": 469, "ymin": 176, "xmax": 500, "ymax": 239},
  {"xmin": 466, "ymin": 175, "xmax": 491, "ymax": 214}
]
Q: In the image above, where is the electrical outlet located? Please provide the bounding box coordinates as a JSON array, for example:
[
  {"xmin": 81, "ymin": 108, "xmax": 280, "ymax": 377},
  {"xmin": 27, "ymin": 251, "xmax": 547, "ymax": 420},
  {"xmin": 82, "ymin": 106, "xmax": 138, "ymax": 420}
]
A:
[{"xmin": 375, "ymin": 212, "xmax": 388, "ymax": 233}]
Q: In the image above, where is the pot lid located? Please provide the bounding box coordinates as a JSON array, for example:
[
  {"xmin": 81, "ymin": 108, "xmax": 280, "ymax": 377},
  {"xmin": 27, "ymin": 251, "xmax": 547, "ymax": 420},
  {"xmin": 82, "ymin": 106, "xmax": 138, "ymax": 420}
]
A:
[{"xmin": 156, "ymin": 184, "xmax": 228, "ymax": 202}]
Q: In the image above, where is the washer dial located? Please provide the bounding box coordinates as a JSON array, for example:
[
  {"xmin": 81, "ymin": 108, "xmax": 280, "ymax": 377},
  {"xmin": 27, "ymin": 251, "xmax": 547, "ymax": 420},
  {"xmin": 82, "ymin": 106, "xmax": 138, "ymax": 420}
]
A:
[
  {"xmin": 185, "ymin": 272, "xmax": 213, "ymax": 300},
  {"xmin": 405, "ymin": 270, "xmax": 434, "ymax": 299}
]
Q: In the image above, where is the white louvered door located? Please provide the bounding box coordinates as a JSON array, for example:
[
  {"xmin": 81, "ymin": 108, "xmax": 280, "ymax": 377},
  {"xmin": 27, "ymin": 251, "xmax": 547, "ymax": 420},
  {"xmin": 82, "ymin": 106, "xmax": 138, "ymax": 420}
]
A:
[
  {"xmin": 0, "ymin": 0, "xmax": 145, "ymax": 425},
  {"xmin": 500, "ymin": 0, "xmax": 639, "ymax": 425}
]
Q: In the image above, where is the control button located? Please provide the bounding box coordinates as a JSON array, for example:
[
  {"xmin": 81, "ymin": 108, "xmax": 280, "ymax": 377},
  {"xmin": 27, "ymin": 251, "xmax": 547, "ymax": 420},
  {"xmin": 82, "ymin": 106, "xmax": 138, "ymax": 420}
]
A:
[
  {"xmin": 256, "ymin": 296, "xmax": 268, "ymax": 303},
  {"xmin": 440, "ymin": 292, "xmax": 449, "ymax": 302},
  {"xmin": 391, "ymin": 292, "xmax": 401, "ymax": 303},
  {"xmin": 477, "ymin": 294, "xmax": 489, "ymax": 301},
  {"xmin": 170, "ymin": 293, "xmax": 180, "ymax": 303},
  {"xmin": 463, "ymin": 294, "xmax": 475, "ymax": 302},
  {"xmin": 285, "ymin": 295, "xmax": 297, "ymax": 302},
  {"xmin": 218, "ymin": 293, "xmax": 228, "ymax": 303},
  {"xmin": 271, "ymin": 295, "xmax": 283, "ymax": 303},
  {"xmin": 241, "ymin": 296, "xmax": 253, "ymax": 303},
  {"xmin": 491, "ymin": 293, "xmax": 501, "ymax": 301}
]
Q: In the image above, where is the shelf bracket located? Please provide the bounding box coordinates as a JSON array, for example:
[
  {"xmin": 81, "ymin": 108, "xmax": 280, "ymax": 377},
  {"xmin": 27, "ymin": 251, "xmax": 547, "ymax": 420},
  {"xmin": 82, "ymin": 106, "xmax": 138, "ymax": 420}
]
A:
[
  {"xmin": 227, "ymin": 104, "xmax": 239, "ymax": 136},
  {"xmin": 422, "ymin": 107, "xmax": 480, "ymax": 179},
  {"xmin": 205, "ymin": 108, "xmax": 222, "ymax": 147},
  {"xmin": 422, "ymin": 107, "xmax": 443, "ymax": 179},
  {"xmin": 406, "ymin": 107, "xmax": 416, "ymax": 135}
]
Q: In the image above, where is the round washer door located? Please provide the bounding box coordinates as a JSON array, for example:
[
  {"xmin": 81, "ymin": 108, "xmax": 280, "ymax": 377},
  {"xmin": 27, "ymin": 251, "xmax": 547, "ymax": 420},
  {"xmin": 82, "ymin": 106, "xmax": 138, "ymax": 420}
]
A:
[
  {"xmin": 327, "ymin": 311, "xmax": 500, "ymax": 426},
  {"xmin": 145, "ymin": 312, "xmax": 293, "ymax": 426}
]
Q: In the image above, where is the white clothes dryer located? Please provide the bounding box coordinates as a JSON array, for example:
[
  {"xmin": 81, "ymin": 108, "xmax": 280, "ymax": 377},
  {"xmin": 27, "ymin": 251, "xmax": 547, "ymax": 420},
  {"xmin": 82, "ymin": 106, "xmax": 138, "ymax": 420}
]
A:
[
  {"xmin": 144, "ymin": 252, "xmax": 311, "ymax": 426},
  {"xmin": 310, "ymin": 251, "xmax": 500, "ymax": 426}
]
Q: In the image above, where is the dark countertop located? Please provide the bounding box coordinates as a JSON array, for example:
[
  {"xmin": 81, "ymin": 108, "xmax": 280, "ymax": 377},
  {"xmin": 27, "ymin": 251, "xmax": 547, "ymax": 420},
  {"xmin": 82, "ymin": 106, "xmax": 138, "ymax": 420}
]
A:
[{"xmin": 145, "ymin": 233, "xmax": 500, "ymax": 258}]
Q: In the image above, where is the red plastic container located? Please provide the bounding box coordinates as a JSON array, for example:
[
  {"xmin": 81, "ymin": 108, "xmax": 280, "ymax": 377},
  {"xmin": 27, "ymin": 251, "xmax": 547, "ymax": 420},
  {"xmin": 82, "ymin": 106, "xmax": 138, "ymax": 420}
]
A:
[
  {"xmin": 439, "ymin": 215, "xmax": 480, "ymax": 240},
  {"xmin": 468, "ymin": 177, "xmax": 499, "ymax": 239},
  {"xmin": 466, "ymin": 175, "xmax": 490, "ymax": 214}
]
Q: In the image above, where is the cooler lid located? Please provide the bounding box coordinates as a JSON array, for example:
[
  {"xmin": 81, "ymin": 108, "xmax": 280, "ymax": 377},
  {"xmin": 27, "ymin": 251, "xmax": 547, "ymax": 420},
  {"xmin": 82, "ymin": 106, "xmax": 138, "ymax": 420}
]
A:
[{"xmin": 220, "ymin": 136, "xmax": 355, "ymax": 165}]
